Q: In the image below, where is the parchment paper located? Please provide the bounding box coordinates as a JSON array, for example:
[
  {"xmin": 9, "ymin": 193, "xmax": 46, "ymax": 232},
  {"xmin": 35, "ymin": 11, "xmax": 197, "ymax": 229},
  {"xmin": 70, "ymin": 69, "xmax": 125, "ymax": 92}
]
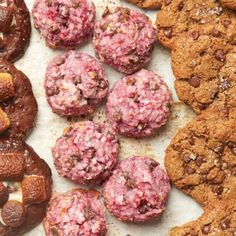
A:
[{"xmin": 15, "ymin": 0, "xmax": 203, "ymax": 235}]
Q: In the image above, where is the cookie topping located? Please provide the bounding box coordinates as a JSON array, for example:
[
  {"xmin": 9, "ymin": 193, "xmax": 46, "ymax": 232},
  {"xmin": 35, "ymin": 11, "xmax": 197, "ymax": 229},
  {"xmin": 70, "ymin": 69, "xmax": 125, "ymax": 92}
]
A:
[
  {"xmin": 189, "ymin": 76, "xmax": 200, "ymax": 88},
  {"xmin": 202, "ymin": 225, "xmax": 210, "ymax": 234},
  {"xmin": 163, "ymin": 27, "xmax": 172, "ymax": 38},
  {"xmin": 215, "ymin": 50, "xmax": 226, "ymax": 62},
  {"xmin": 192, "ymin": 31, "xmax": 199, "ymax": 40},
  {"xmin": 212, "ymin": 185, "xmax": 223, "ymax": 195},
  {"xmin": 164, "ymin": 0, "xmax": 172, "ymax": 6},
  {"xmin": 220, "ymin": 219, "xmax": 230, "ymax": 230}
]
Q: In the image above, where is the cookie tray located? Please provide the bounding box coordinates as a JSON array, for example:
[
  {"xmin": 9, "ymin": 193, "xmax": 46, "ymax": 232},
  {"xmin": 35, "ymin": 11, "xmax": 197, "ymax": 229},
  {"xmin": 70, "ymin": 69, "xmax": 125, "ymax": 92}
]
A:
[{"xmin": 20, "ymin": 0, "xmax": 202, "ymax": 235}]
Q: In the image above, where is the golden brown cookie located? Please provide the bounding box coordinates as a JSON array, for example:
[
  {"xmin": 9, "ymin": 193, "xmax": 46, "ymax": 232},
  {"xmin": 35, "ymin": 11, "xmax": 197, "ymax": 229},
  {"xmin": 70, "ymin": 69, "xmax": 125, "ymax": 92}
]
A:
[
  {"xmin": 220, "ymin": 0, "xmax": 236, "ymax": 10},
  {"xmin": 124, "ymin": 0, "xmax": 162, "ymax": 9},
  {"xmin": 172, "ymin": 35, "xmax": 236, "ymax": 114},
  {"xmin": 165, "ymin": 89, "xmax": 236, "ymax": 207},
  {"xmin": 170, "ymin": 199, "xmax": 236, "ymax": 235},
  {"xmin": 156, "ymin": 0, "xmax": 236, "ymax": 49}
]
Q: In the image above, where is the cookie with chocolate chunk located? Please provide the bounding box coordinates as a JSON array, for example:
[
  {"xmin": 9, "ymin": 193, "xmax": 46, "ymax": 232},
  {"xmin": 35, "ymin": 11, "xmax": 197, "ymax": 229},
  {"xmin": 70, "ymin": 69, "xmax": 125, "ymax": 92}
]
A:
[
  {"xmin": 156, "ymin": 0, "xmax": 236, "ymax": 49},
  {"xmin": 165, "ymin": 89, "xmax": 236, "ymax": 206},
  {"xmin": 172, "ymin": 35, "xmax": 236, "ymax": 113},
  {"xmin": 170, "ymin": 199, "xmax": 236, "ymax": 235},
  {"xmin": 0, "ymin": 60, "xmax": 38, "ymax": 139},
  {"xmin": 125, "ymin": 0, "xmax": 162, "ymax": 9},
  {"xmin": 220, "ymin": 0, "xmax": 236, "ymax": 10}
]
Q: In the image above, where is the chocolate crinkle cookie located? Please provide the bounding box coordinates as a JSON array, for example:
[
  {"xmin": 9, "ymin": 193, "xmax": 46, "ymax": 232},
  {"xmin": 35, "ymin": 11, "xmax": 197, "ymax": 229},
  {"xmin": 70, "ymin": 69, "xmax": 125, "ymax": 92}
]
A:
[
  {"xmin": 156, "ymin": 0, "xmax": 236, "ymax": 50},
  {"xmin": 93, "ymin": 7, "xmax": 156, "ymax": 74},
  {"xmin": 0, "ymin": 0, "xmax": 31, "ymax": 62},
  {"xmin": 44, "ymin": 189, "xmax": 107, "ymax": 236},
  {"xmin": 106, "ymin": 69, "xmax": 172, "ymax": 138},
  {"xmin": 103, "ymin": 156, "xmax": 171, "ymax": 222},
  {"xmin": 32, "ymin": 0, "xmax": 95, "ymax": 49},
  {"xmin": 0, "ymin": 138, "xmax": 52, "ymax": 236},
  {"xmin": 170, "ymin": 199, "xmax": 236, "ymax": 236},
  {"xmin": 172, "ymin": 35, "xmax": 236, "ymax": 114},
  {"xmin": 52, "ymin": 121, "xmax": 119, "ymax": 185},
  {"xmin": 165, "ymin": 87, "xmax": 236, "ymax": 207},
  {"xmin": 44, "ymin": 51, "xmax": 109, "ymax": 117}
]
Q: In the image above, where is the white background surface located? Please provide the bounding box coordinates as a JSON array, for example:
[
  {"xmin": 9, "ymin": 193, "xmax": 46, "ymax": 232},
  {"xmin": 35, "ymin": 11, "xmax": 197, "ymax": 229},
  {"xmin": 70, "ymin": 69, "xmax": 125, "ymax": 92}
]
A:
[{"xmin": 15, "ymin": 0, "xmax": 203, "ymax": 235}]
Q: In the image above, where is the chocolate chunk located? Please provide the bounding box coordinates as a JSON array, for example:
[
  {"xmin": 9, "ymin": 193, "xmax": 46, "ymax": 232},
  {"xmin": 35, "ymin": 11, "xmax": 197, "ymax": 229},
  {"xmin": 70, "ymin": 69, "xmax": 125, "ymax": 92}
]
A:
[
  {"xmin": 202, "ymin": 225, "xmax": 210, "ymax": 234},
  {"xmin": 185, "ymin": 166, "xmax": 195, "ymax": 174},
  {"xmin": 189, "ymin": 76, "xmax": 200, "ymax": 88},
  {"xmin": 164, "ymin": 0, "xmax": 172, "ymax": 5},
  {"xmin": 182, "ymin": 153, "xmax": 191, "ymax": 163},
  {"xmin": 211, "ymin": 28, "xmax": 220, "ymax": 37},
  {"xmin": 214, "ymin": 145, "xmax": 224, "ymax": 155},
  {"xmin": 220, "ymin": 219, "xmax": 230, "ymax": 230},
  {"xmin": 178, "ymin": 2, "xmax": 184, "ymax": 10},
  {"xmin": 1, "ymin": 200, "xmax": 26, "ymax": 227},
  {"xmin": 215, "ymin": 50, "xmax": 226, "ymax": 62},
  {"xmin": 212, "ymin": 185, "xmax": 223, "ymax": 195},
  {"xmin": 222, "ymin": 19, "xmax": 231, "ymax": 28},
  {"xmin": 192, "ymin": 31, "xmax": 199, "ymax": 40},
  {"xmin": 195, "ymin": 156, "xmax": 206, "ymax": 167},
  {"xmin": 0, "ymin": 182, "xmax": 8, "ymax": 207},
  {"xmin": 163, "ymin": 27, "xmax": 172, "ymax": 38}
]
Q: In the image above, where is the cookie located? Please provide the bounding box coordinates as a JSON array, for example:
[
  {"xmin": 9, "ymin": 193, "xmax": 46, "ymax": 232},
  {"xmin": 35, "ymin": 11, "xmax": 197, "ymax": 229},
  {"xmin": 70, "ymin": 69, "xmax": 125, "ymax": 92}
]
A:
[
  {"xmin": 170, "ymin": 199, "xmax": 236, "ymax": 235},
  {"xmin": 172, "ymin": 35, "xmax": 236, "ymax": 114},
  {"xmin": 0, "ymin": 138, "xmax": 52, "ymax": 236},
  {"xmin": 106, "ymin": 69, "xmax": 172, "ymax": 138},
  {"xmin": 44, "ymin": 189, "xmax": 107, "ymax": 236},
  {"xmin": 44, "ymin": 51, "xmax": 108, "ymax": 117},
  {"xmin": 0, "ymin": 0, "xmax": 31, "ymax": 62},
  {"xmin": 0, "ymin": 60, "xmax": 38, "ymax": 139},
  {"xmin": 124, "ymin": 0, "xmax": 162, "ymax": 9},
  {"xmin": 103, "ymin": 156, "xmax": 171, "ymax": 222},
  {"xmin": 32, "ymin": 0, "xmax": 95, "ymax": 49},
  {"xmin": 165, "ymin": 90, "xmax": 236, "ymax": 206},
  {"xmin": 156, "ymin": 0, "xmax": 236, "ymax": 49},
  {"xmin": 52, "ymin": 121, "xmax": 119, "ymax": 185},
  {"xmin": 220, "ymin": 0, "xmax": 236, "ymax": 10},
  {"xmin": 93, "ymin": 7, "xmax": 156, "ymax": 74}
]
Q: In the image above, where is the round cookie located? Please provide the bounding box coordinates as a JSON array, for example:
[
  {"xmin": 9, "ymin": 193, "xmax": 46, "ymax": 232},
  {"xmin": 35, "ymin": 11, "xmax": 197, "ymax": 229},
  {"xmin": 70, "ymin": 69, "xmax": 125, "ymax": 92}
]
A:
[
  {"xmin": 156, "ymin": 0, "xmax": 236, "ymax": 49},
  {"xmin": 44, "ymin": 189, "xmax": 107, "ymax": 236},
  {"xmin": 32, "ymin": 0, "xmax": 95, "ymax": 49},
  {"xmin": 165, "ymin": 91, "xmax": 236, "ymax": 207},
  {"xmin": 124, "ymin": 0, "xmax": 162, "ymax": 9},
  {"xmin": 0, "ymin": 138, "xmax": 52, "ymax": 236},
  {"xmin": 0, "ymin": 60, "xmax": 38, "ymax": 140},
  {"xmin": 103, "ymin": 156, "xmax": 171, "ymax": 222},
  {"xmin": 170, "ymin": 199, "xmax": 236, "ymax": 235},
  {"xmin": 0, "ymin": 0, "xmax": 31, "ymax": 62},
  {"xmin": 106, "ymin": 69, "xmax": 172, "ymax": 138},
  {"xmin": 220, "ymin": 0, "xmax": 236, "ymax": 10},
  {"xmin": 52, "ymin": 121, "xmax": 119, "ymax": 185},
  {"xmin": 172, "ymin": 35, "xmax": 236, "ymax": 114},
  {"xmin": 45, "ymin": 51, "xmax": 108, "ymax": 117},
  {"xmin": 93, "ymin": 7, "xmax": 156, "ymax": 74}
]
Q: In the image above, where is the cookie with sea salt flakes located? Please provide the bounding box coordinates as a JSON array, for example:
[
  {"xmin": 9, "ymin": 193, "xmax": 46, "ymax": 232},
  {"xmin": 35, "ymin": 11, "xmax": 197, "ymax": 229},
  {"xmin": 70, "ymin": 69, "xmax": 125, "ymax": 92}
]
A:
[
  {"xmin": 124, "ymin": 0, "xmax": 162, "ymax": 9},
  {"xmin": 156, "ymin": 0, "xmax": 236, "ymax": 49},
  {"xmin": 172, "ymin": 35, "xmax": 236, "ymax": 114},
  {"xmin": 165, "ymin": 89, "xmax": 236, "ymax": 207},
  {"xmin": 220, "ymin": 0, "xmax": 236, "ymax": 11},
  {"xmin": 169, "ymin": 199, "xmax": 236, "ymax": 236}
]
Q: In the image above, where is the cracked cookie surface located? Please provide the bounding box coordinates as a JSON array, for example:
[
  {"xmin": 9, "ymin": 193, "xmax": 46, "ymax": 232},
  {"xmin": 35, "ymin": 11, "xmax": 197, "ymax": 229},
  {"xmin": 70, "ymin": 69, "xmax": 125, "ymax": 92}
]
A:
[
  {"xmin": 125, "ymin": 0, "xmax": 162, "ymax": 9},
  {"xmin": 172, "ymin": 35, "xmax": 236, "ymax": 114},
  {"xmin": 165, "ymin": 89, "xmax": 236, "ymax": 206},
  {"xmin": 156, "ymin": 0, "xmax": 236, "ymax": 49},
  {"xmin": 170, "ymin": 199, "xmax": 236, "ymax": 235},
  {"xmin": 220, "ymin": 0, "xmax": 236, "ymax": 10}
]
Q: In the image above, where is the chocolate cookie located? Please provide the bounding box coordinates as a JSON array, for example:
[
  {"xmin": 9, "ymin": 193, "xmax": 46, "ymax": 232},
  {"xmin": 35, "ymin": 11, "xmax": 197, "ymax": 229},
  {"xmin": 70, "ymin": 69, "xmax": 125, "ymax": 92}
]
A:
[
  {"xmin": 172, "ymin": 35, "xmax": 236, "ymax": 113},
  {"xmin": 165, "ymin": 90, "xmax": 236, "ymax": 206},
  {"xmin": 170, "ymin": 199, "xmax": 236, "ymax": 235},
  {"xmin": 0, "ymin": 138, "xmax": 52, "ymax": 236},
  {"xmin": 125, "ymin": 0, "xmax": 162, "ymax": 9},
  {"xmin": 156, "ymin": 0, "xmax": 236, "ymax": 49},
  {"xmin": 220, "ymin": 0, "xmax": 236, "ymax": 10},
  {"xmin": 0, "ymin": 0, "xmax": 31, "ymax": 62},
  {"xmin": 0, "ymin": 60, "xmax": 38, "ymax": 139}
]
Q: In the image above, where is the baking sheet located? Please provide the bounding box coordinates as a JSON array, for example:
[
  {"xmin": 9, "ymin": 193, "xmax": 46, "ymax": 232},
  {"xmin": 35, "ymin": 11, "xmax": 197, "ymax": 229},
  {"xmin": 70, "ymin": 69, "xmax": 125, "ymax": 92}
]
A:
[{"xmin": 16, "ymin": 0, "xmax": 203, "ymax": 235}]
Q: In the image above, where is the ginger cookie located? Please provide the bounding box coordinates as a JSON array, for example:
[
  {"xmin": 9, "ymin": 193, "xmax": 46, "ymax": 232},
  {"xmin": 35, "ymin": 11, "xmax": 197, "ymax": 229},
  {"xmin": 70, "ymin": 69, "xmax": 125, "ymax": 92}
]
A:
[
  {"xmin": 170, "ymin": 199, "xmax": 236, "ymax": 235},
  {"xmin": 220, "ymin": 0, "xmax": 236, "ymax": 10},
  {"xmin": 172, "ymin": 35, "xmax": 236, "ymax": 114},
  {"xmin": 156, "ymin": 0, "xmax": 236, "ymax": 49},
  {"xmin": 165, "ymin": 89, "xmax": 236, "ymax": 206},
  {"xmin": 124, "ymin": 0, "xmax": 162, "ymax": 9}
]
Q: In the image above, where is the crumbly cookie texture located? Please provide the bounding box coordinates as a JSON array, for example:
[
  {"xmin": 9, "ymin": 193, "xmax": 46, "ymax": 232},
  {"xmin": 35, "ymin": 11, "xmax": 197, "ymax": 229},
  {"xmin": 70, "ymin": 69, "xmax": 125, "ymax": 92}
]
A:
[
  {"xmin": 170, "ymin": 199, "xmax": 236, "ymax": 236},
  {"xmin": 165, "ymin": 88, "xmax": 236, "ymax": 206},
  {"xmin": 220, "ymin": 0, "xmax": 236, "ymax": 10},
  {"xmin": 172, "ymin": 35, "xmax": 236, "ymax": 114},
  {"xmin": 125, "ymin": 0, "xmax": 162, "ymax": 9},
  {"xmin": 156, "ymin": 0, "xmax": 236, "ymax": 49}
]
